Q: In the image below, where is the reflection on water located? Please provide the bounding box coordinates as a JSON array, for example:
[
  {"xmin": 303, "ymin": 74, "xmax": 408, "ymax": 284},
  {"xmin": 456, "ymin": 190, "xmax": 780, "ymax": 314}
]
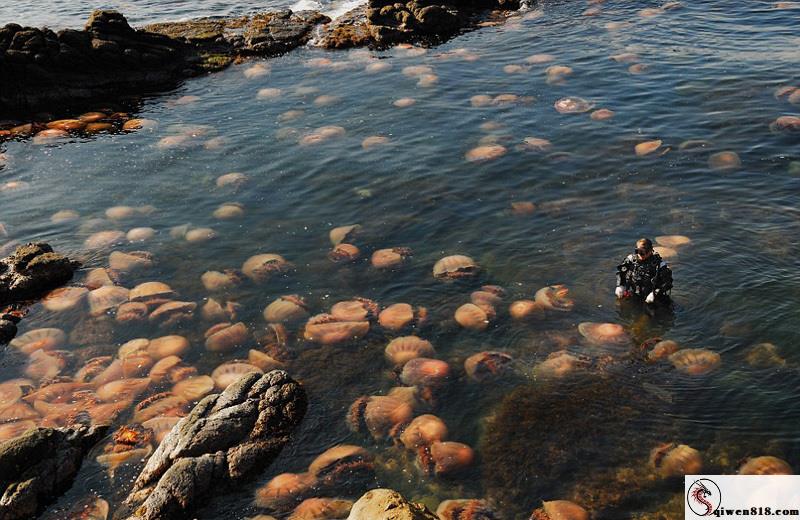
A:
[{"xmin": 2, "ymin": 0, "xmax": 800, "ymax": 518}]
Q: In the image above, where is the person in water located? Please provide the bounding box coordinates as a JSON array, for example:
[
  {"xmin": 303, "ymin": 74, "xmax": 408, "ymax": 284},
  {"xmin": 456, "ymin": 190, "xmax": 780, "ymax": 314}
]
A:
[{"xmin": 615, "ymin": 238, "xmax": 673, "ymax": 303}]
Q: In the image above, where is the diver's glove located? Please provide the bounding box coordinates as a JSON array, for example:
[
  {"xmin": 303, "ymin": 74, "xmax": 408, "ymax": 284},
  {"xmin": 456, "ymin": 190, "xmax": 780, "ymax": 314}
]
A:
[
  {"xmin": 615, "ymin": 286, "xmax": 625, "ymax": 298},
  {"xmin": 645, "ymin": 291, "xmax": 656, "ymax": 304}
]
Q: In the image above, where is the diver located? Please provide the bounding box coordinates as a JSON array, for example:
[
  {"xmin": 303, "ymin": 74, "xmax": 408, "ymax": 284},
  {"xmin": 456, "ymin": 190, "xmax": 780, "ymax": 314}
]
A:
[{"xmin": 615, "ymin": 238, "xmax": 673, "ymax": 304}]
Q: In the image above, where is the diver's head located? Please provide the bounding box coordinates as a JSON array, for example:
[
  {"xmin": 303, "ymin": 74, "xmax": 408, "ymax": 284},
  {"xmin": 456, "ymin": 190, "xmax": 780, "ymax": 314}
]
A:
[{"xmin": 635, "ymin": 238, "xmax": 654, "ymax": 260}]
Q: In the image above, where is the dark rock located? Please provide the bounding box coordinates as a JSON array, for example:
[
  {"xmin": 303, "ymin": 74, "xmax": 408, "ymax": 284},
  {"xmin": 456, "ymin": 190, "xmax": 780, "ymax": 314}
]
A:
[
  {"xmin": 1, "ymin": 0, "xmax": 521, "ymax": 115},
  {"xmin": 0, "ymin": 243, "xmax": 75, "ymax": 307},
  {"xmin": 318, "ymin": 6, "xmax": 373, "ymax": 49},
  {"xmin": 0, "ymin": 425, "xmax": 108, "ymax": 520},
  {"xmin": 118, "ymin": 370, "xmax": 307, "ymax": 520},
  {"xmin": 0, "ymin": 320, "xmax": 16, "ymax": 343}
]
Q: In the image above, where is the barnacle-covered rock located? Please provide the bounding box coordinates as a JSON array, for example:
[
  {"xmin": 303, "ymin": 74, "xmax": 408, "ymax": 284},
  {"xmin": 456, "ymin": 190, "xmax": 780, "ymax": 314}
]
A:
[{"xmin": 118, "ymin": 371, "xmax": 306, "ymax": 520}]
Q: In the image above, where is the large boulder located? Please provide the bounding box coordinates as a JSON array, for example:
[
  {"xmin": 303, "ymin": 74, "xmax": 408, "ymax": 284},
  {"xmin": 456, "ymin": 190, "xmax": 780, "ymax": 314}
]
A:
[
  {"xmin": 119, "ymin": 370, "xmax": 307, "ymax": 520},
  {"xmin": 0, "ymin": 425, "xmax": 108, "ymax": 520},
  {"xmin": 0, "ymin": 242, "xmax": 74, "ymax": 306},
  {"xmin": 347, "ymin": 489, "xmax": 438, "ymax": 520}
]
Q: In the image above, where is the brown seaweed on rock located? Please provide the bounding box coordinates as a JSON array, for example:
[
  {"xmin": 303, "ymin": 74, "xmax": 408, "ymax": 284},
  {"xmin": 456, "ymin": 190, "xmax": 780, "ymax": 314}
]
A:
[{"xmin": 480, "ymin": 375, "xmax": 665, "ymax": 518}]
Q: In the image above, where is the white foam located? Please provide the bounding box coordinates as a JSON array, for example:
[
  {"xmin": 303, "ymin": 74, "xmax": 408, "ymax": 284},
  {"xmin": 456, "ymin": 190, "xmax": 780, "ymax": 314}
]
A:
[{"xmin": 323, "ymin": 0, "xmax": 366, "ymax": 19}]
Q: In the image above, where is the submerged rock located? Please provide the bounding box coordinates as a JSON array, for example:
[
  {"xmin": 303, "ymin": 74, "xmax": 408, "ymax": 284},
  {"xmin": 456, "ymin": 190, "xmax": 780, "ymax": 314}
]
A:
[
  {"xmin": 347, "ymin": 489, "xmax": 437, "ymax": 520},
  {"xmin": 119, "ymin": 370, "xmax": 306, "ymax": 520},
  {"xmin": 481, "ymin": 376, "xmax": 660, "ymax": 517},
  {"xmin": 0, "ymin": 425, "xmax": 108, "ymax": 520}
]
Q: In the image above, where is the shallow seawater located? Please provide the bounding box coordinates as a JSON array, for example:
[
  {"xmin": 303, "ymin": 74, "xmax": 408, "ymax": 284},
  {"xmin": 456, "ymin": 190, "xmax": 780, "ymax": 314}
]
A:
[{"xmin": 2, "ymin": 0, "xmax": 800, "ymax": 518}]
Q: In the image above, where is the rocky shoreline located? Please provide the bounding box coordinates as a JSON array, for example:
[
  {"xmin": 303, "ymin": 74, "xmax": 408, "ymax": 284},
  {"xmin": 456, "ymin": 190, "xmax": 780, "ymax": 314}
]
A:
[{"xmin": 0, "ymin": 0, "xmax": 522, "ymax": 115}]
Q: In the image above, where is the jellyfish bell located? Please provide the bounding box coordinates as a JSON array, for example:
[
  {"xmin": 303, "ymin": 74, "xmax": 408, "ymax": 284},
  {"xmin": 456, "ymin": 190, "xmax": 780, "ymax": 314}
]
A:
[
  {"xmin": 184, "ymin": 228, "xmax": 216, "ymax": 243},
  {"xmin": 211, "ymin": 361, "xmax": 263, "ymax": 391},
  {"xmin": 418, "ymin": 441, "xmax": 475, "ymax": 476},
  {"xmin": 655, "ymin": 235, "xmax": 691, "ymax": 248},
  {"xmin": 771, "ymin": 115, "xmax": 800, "ymax": 132},
  {"xmin": 402, "ymin": 65, "xmax": 434, "ymax": 77},
  {"xmin": 433, "ymin": 255, "xmax": 478, "ymax": 279},
  {"xmin": 393, "ymin": 97, "xmax": 416, "ymax": 108},
  {"xmin": 470, "ymin": 95, "xmax": 493, "ymax": 107},
  {"xmin": 400, "ymin": 358, "xmax": 451, "ymax": 388},
  {"xmin": 331, "ymin": 298, "xmax": 379, "ymax": 322},
  {"xmin": 384, "ymin": 336, "xmax": 436, "ymax": 367},
  {"xmin": 464, "ymin": 351, "xmax": 513, "ymax": 382},
  {"xmin": 25, "ymin": 350, "xmax": 68, "ymax": 380},
  {"xmin": 708, "ymin": 151, "xmax": 741, "ymax": 171},
  {"xmin": 371, "ymin": 247, "xmax": 412, "ymax": 269},
  {"xmin": 142, "ymin": 416, "xmax": 181, "ymax": 443},
  {"xmin": 127, "ymin": 227, "xmax": 156, "ymax": 242},
  {"xmin": 97, "ymin": 377, "xmax": 151, "ymax": 403},
  {"xmin": 205, "ymin": 322, "xmax": 250, "ymax": 352},
  {"xmin": 647, "ymin": 339, "xmax": 680, "ymax": 361},
  {"xmin": 264, "ymin": 295, "xmax": 309, "ymax": 324},
  {"xmin": 216, "ymin": 172, "xmax": 249, "ymax": 189},
  {"xmin": 242, "ymin": 253, "xmax": 293, "ymax": 283},
  {"xmin": 347, "ymin": 395, "xmax": 414, "ymax": 440},
  {"xmin": 329, "ymin": 243, "xmax": 361, "ymax": 263},
  {"xmin": 303, "ymin": 314, "xmax": 369, "ymax": 345},
  {"xmin": 149, "ymin": 301, "xmax": 196, "ymax": 328},
  {"xmin": 84, "ymin": 230, "xmax": 126, "ymax": 250},
  {"xmin": 465, "ymin": 144, "xmax": 507, "ymax": 162},
  {"xmin": 396, "ymin": 414, "xmax": 448, "ymax": 450},
  {"xmin": 534, "ymin": 284, "xmax": 574, "ymax": 312},
  {"xmin": 437, "ymin": 499, "xmax": 498, "ymax": 520},
  {"xmin": 173, "ymin": 375, "xmax": 215, "ymax": 402},
  {"xmin": 9, "ymin": 328, "xmax": 67, "ymax": 354},
  {"xmin": 509, "ymin": 300, "xmax": 544, "ymax": 320},
  {"xmin": 88, "ymin": 286, "xmax": 130, "ymax": 316},
  {"xmin": 109, "ymin": 250, "xmax": 154, "ymax": 273},
  {"xmin": 738, "ymin": 456, "xmax": 793, "ymax": 475},
  {"xmin": 50, "ymin": 210, "xmax": 80, "ymax": 224},
  {"xmin": 545, "ymin": 65, "xmax": 573, "ymax": 84},
  {"xmin": 669, "ymin": 348, "xmax": 721, "ymax": 375},
  {"xmin": 201, "ymin": 270, "xmax": 244, "ymax": 292},
  {"xmin": 306, "ymin": 444, "xmax": 374, "ymax": 487},
  {"xmin": 329, "ymin": 225, "xmax": 361, "ymax": 246},
  {"xmin": 635, "ymin": 139, "xmax": 662, "ymax": 156},
  {"xmin": 649, "ymin": 442, "xmax": 702, "ymax": 478},
  {"xmin": 531, "ymin": 500, "xmax": 590, "ymax": 520},
  {"xmin": 379, "ymin": 303, "xmax": 427, "ymax": 331},
  {"xmin": 455, "ymin": 303, "xmax": 493, "ymax": 331},
  {"xmin": 133, "ymin": 392, "xmax": 188, "ymax": 422},
  {"xmin": 254, "ymin": 472, "xmax": 315, "ymax": 510},
  {"xmin": 300, "ymin": 126, "xmax": 346, "ymax": 145},
  {"xmin": 554, "ymin": 97, "xmax": 595, "ymax": 114},
  {"xmin": 533, "ymin": 350, "xmax": 588, "ymax": 380},
  {"xmin": 591, "ymin": 108, "xmax": 615, "ymax": 121},
  {"xmin": 288, "ymin": 498, "xmax": 353, "ymax": 520},
  {"xmin": 578, "ymin": 322, "xmax": 630, "ymax": 347},
  {"xmin": 213, "ymin": 202, "xmax": 245, "ymax": 220}
]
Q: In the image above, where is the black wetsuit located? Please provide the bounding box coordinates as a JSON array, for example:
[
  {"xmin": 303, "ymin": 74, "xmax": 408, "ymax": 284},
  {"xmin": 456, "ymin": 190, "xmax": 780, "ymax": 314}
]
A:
[{"xmin": 616, "ymin": 252, "xmax": 673, "ymax": 299}]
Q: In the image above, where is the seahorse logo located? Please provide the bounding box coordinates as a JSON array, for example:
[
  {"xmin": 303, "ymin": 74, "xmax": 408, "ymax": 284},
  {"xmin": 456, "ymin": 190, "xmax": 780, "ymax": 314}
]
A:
[{"xmin": 687, "ymin": 479, "xmax": 722, "ymax": 516}]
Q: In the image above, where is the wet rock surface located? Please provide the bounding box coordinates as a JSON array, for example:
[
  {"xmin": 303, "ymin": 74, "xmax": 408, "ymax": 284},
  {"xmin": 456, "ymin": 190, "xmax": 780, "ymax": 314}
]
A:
[
  {"xmin": 363, "ymin": 0, "xmax": 520, "ymax": 46},
  {"xmin": 0, "ymin": 9, "xmax": 328, "ymax": 114},
  {"xmin": 0, "ymin": 425, "xmax": 108, "ymax": 520},
  {"xmin": 1, "ymin": 0, "xmax": 522, "ymax": 114},
  {"xmin": 118, "ymin": 370, "xmax": 306, "ymax": 520},
  {"xmin": 0, "ymin": 243, "xmax": 75, "ymax": 308},
  {"xmin": 347, "ymin": 489, "xmax": 438, "ymax": 520}
]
